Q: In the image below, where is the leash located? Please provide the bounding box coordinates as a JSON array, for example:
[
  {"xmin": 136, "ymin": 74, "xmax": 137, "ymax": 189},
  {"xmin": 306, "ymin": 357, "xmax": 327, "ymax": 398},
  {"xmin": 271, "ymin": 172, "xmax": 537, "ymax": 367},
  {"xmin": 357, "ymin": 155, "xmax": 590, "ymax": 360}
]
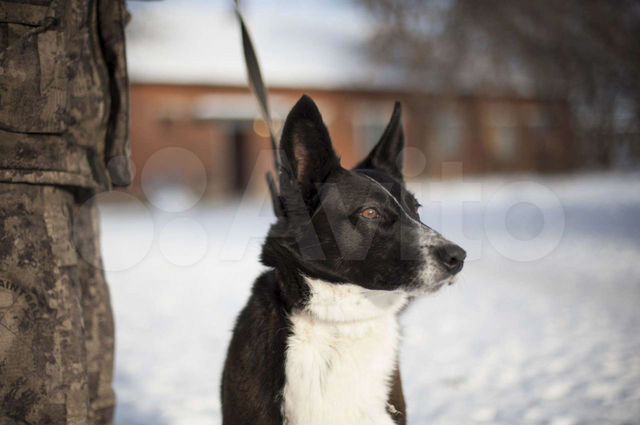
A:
[
  {"xmin": 234, "ymin": 1, "xmax": 330, "ymax": 259},
  {"xmin": 234, "ymin": 0, "xmax": 285, "ymax": 217}
]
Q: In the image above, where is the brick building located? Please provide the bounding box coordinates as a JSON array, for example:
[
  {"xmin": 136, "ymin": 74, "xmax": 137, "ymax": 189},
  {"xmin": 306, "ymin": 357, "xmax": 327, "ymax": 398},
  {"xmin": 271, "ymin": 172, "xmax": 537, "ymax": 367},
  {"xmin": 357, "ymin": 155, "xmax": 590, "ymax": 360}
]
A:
[{"xmin": 129, "ymin": 83, "xmax": 574, "ymax": 198}]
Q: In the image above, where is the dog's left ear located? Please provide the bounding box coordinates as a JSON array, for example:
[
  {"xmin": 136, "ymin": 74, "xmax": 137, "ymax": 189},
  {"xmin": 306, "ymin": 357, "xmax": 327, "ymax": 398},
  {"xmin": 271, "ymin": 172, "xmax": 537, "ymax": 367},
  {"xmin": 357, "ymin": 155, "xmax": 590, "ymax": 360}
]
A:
[
  {"xmin": 280, "ymin": 95, "xmax": 340, "ymax": 202},
  {"xmin": 355, "ymin": 102, "xmax": 404, "ymax": 180}
]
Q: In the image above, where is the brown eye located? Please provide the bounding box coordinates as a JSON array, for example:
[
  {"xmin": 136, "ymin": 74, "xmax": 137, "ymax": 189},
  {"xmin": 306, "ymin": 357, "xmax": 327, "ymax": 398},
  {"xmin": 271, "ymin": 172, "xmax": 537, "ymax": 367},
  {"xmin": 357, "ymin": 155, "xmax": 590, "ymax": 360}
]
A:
[{"xmin": 360, "ymin": 208, "xmax": 381, "ymax": 220}]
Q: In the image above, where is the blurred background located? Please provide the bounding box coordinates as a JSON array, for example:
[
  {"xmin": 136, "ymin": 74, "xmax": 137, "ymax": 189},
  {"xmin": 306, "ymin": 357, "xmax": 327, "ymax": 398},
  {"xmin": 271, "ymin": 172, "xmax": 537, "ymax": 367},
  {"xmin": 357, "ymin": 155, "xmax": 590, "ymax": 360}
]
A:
[{"xmin": 103, "ymin": 1, "xmax": 640, "ymax": 424}]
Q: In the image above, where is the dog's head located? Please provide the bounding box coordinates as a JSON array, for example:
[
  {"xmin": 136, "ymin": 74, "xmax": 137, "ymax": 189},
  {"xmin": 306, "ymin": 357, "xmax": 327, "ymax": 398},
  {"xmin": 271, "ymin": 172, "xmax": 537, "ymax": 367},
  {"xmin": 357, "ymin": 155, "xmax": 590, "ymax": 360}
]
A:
[{"xmin": 262, "ymin": 95, "xmax": 465, "ymax": 299}]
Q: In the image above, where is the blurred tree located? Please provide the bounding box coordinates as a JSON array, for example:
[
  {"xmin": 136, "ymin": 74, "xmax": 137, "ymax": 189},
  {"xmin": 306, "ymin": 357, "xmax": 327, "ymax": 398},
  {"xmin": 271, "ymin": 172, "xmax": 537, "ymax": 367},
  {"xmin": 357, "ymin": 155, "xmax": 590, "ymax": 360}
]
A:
[{"xmin": 357, "ymin": 0, "xmax": 640, "ymax": 167}]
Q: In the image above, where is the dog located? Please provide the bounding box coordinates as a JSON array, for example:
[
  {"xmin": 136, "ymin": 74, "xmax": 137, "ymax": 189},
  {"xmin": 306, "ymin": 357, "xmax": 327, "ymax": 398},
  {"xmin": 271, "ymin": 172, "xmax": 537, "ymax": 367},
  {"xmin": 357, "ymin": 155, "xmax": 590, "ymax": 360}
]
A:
[{"xmin": 221, "ymin": 95, "xmax": 466, "ymax": 425}]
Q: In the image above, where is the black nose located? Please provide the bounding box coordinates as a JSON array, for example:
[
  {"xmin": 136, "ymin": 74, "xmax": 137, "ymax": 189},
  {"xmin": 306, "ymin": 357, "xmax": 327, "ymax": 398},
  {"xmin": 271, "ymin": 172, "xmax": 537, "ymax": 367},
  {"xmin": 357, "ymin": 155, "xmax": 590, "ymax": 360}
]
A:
[{"xmin": 435, "ymin": 244, "xmax": 466, "ymax": 274}]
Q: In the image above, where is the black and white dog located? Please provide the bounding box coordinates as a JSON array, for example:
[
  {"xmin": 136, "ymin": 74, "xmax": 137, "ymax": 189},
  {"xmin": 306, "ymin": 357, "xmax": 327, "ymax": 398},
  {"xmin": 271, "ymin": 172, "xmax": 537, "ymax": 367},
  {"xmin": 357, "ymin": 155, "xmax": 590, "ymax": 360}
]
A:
[{"xmin": 221, "ymin": 95, "xmax": 465, "ymax": 425}]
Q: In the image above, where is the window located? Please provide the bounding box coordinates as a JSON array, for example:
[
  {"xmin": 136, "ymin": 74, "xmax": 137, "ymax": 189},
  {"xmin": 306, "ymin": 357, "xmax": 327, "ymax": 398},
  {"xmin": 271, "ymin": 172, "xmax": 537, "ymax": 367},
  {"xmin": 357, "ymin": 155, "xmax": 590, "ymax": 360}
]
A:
[
  {"xmin": 487, "ymin": 105, "xmax": 518, "ymax": 163},
  {"xmin": 434, "ymin": 105, "xmax": 465, "ymax": 158},
  {"xmin": 354, "ymin": 103, "xmax": 396, "ymax": 158}
]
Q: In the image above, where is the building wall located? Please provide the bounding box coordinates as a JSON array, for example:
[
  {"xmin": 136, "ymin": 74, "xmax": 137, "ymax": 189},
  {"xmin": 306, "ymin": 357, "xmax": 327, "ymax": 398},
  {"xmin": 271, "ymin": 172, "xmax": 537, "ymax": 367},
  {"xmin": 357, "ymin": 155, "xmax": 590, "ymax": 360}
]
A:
[{"xmin": 129, "ymin": 84, "xmax": 575, "ymax": 199}]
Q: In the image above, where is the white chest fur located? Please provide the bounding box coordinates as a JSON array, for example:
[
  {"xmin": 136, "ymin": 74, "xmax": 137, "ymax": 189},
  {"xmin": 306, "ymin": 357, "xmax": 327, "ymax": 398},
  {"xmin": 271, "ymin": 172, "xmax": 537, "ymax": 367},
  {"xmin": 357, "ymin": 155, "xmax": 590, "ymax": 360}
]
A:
[{"xmin": 282, "ymin": 279, "xmax": 408, "ymax": 425}]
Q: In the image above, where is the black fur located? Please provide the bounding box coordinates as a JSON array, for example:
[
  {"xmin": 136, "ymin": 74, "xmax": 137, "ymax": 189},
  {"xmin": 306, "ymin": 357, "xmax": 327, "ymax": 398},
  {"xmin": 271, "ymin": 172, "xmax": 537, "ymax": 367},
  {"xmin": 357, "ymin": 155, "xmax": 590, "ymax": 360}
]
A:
[{"xmin": 221, "ymin": 271, "xmax": 293, "ymax": 425}]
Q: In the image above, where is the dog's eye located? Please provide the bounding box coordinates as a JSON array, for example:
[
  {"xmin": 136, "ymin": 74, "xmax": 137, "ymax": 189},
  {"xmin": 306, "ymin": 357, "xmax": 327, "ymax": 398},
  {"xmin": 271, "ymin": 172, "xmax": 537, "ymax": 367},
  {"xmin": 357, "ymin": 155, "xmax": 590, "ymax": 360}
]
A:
[{"xmin": 360, "ymin": 208, "xmax": 381, "ymax": 220}]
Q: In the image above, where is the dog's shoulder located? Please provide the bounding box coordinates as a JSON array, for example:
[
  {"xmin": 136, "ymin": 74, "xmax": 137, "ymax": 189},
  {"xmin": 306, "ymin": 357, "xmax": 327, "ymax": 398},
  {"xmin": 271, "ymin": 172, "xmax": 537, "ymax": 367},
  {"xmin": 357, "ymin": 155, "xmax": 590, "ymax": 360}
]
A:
[
  {"xmin": 226, "ymin": 270, "xmax": 291, "ymax": 362},
  {"xmin": 221, "ymin": 270, "xmax": 290, "ymax": 425}
]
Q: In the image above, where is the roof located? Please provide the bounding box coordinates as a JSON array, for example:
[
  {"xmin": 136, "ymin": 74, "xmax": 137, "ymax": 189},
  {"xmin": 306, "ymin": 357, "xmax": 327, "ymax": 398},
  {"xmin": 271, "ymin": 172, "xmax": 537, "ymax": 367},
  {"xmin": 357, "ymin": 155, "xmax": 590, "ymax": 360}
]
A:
[{"xmin": 125, "ymin": 0, "xmax": 402, "ymax": 90}]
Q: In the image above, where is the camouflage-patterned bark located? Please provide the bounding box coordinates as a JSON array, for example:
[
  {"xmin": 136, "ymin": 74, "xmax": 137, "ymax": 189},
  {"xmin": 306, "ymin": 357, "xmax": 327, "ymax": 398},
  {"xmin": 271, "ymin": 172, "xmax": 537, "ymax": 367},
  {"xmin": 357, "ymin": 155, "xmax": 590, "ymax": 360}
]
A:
[
  {"xmin": 0, "ymin": 0, "xmax": 132, "ymax": 189},
  {"xmin": 0, "ymin": 183, "xmax": 115, "ymax": 425}
]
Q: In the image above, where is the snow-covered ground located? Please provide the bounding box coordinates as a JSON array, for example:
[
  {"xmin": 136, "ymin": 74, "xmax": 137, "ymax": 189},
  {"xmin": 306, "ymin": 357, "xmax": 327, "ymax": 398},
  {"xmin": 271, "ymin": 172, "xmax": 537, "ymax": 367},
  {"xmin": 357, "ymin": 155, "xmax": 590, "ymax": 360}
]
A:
[{"xmin": 100, "ymin": 173, "xmax": 640, "ymax": 425}]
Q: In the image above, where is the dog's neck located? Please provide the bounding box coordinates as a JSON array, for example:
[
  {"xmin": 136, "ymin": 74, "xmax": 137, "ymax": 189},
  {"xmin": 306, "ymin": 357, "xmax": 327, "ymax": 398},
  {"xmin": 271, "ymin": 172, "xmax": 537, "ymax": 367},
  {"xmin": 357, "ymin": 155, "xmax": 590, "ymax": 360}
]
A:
[{"xmin": 301, "ymin": 277, "xmax": 408, "ymax": 323}]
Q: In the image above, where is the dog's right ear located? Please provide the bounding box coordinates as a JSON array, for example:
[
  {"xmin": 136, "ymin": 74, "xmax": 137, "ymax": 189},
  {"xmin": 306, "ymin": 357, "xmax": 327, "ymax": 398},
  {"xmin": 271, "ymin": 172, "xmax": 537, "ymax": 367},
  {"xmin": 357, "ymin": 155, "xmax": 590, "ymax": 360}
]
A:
[
  {"xmin": 355, "ymin": 102, "xmax": 404, "ymax": 180},
  {"xmin": 279, "ymin": 95, "xmax": 340, "ymax": 202}
]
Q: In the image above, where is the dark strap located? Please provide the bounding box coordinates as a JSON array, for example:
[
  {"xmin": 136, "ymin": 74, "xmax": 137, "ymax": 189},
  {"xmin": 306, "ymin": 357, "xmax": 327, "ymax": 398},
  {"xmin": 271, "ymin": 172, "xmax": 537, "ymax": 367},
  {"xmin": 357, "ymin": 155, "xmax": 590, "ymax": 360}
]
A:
[
  {"xmin": 234, "ymin": 3, "xmax": 276, "ymax": 151},
  {"xmin": 234, "ymin": 0, "xmax": 284, "ymax": 217}
]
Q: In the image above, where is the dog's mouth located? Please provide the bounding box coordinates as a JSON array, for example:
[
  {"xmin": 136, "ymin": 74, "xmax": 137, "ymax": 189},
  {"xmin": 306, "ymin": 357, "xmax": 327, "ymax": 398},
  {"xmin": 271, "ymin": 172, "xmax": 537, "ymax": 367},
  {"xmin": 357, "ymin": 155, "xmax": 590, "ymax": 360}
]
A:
[
  {"xmin": 433, "ymin": 275, "xmax": 457, "ymax": 290},
  {"xmin": 407, "ymin": 274, "xmax": 457, "ymax": 297}
]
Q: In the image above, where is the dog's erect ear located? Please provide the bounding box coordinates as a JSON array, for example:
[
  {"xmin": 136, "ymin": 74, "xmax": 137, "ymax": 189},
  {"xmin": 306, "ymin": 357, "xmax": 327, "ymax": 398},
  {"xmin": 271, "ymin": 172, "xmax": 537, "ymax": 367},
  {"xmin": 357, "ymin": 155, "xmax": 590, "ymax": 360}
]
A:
[
  {"xmin": 355, "ymin": 102, "xmax": 404, "ymax": 180},
  {"xmin": 280, "ymin": 95, "xmax": 340, "ymax": 199}
]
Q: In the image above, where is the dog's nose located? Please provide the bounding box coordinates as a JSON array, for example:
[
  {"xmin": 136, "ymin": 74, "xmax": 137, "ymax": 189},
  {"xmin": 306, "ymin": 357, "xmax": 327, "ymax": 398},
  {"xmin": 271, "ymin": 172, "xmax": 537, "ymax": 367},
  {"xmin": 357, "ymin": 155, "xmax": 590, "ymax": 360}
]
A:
[{"xmin": 435, "ymin": 244, "xmax": 466, "ymax": 275}]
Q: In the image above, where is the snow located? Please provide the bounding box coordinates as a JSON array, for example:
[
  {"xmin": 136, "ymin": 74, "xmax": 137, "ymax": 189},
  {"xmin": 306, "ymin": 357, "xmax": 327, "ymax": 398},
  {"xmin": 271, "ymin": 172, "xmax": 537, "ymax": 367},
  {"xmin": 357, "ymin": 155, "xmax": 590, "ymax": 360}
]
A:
[{"xmin": 100, "ymin": 172, "xmax": 640, "ymax": 425}]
